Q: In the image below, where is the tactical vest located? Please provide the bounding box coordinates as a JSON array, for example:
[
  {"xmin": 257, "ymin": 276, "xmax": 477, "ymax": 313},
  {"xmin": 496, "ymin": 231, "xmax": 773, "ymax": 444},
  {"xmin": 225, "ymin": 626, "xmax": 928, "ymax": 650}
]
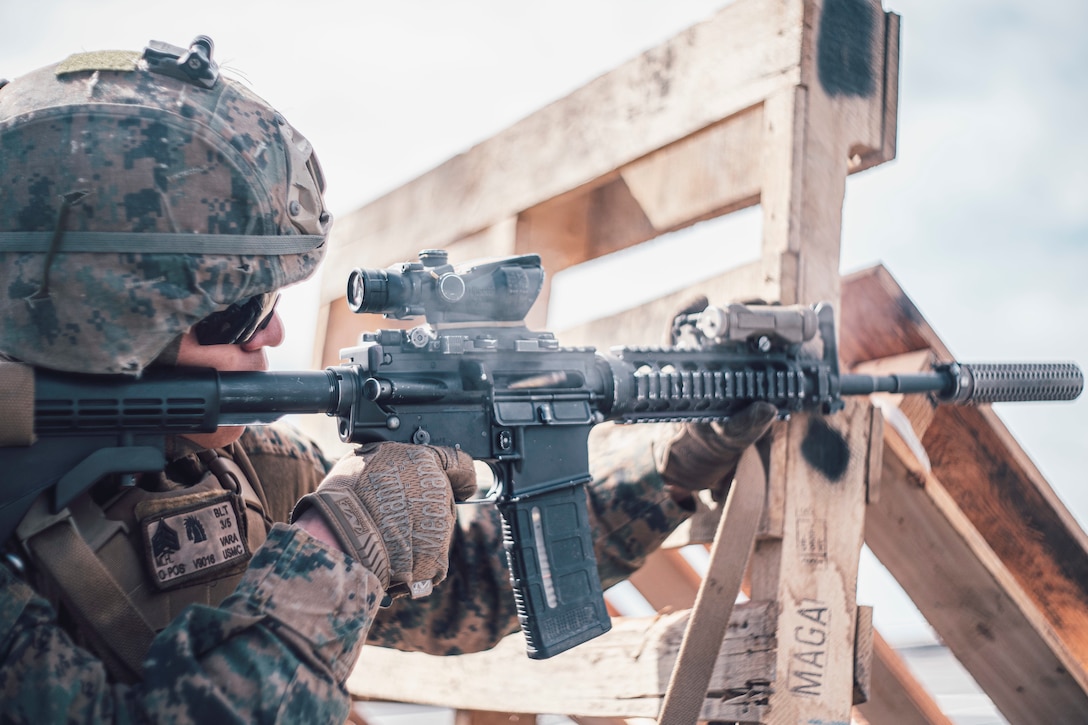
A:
[{"xmin": 14, "ymin": 440, "xmax": 272, "ymax": 683}]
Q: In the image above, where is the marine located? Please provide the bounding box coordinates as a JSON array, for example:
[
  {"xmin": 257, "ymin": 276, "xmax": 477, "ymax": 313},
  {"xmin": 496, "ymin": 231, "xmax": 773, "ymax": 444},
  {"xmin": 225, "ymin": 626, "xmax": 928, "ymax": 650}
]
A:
[{"xmin": 0, "ymin": 35, "xmax": 776, "ymax": 723}]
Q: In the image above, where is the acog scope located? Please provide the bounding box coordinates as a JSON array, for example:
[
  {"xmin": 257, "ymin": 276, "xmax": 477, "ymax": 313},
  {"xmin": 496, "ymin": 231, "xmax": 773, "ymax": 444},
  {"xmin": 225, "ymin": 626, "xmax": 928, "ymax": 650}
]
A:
[{"xmin": 346, "ymin": 250, "xmax": 546, "ymax": 325}]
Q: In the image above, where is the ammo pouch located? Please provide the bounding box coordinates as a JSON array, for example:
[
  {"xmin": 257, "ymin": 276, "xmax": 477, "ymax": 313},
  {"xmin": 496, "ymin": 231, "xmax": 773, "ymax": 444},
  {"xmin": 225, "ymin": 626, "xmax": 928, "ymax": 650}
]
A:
[{"xmin": 15, "ymin": 445, "xmax": 271, "ymax": 683}]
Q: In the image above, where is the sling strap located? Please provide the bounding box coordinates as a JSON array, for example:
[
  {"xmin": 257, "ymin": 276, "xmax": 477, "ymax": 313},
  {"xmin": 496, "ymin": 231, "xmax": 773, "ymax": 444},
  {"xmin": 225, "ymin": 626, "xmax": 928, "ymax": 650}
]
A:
[
  {"xmin": 0, "ymin": 361, "xmax": 34, "ymax": 446},
  {"xmin": 657, "ymin": 446, "xmax": 767, "ymax": 725},
  {"xmin": 17, "ymin": 495, "xmax": 156, "ymax": 682}
]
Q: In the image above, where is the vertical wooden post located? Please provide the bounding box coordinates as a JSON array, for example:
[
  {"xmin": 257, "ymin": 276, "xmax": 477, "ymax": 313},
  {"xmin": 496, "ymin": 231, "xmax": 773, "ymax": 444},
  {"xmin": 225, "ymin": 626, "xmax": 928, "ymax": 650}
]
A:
[
  {"xmin": 749, "ymin": 1, "xmax": 894, "ymax": 720},
  {"xmin": 749, "ymin": 401, "xmax": 873, "ymax": 721}
]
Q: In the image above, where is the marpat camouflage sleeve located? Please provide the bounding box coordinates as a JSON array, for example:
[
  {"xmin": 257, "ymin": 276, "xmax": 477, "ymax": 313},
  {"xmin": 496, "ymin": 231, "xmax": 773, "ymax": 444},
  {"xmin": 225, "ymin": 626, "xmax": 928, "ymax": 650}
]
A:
[
  {"xmin": 238, "ymin": 422, "xmax": 691, "ymax": 656},
  {"xmin": 0, "ymin": 524, "xmax": 381, "ymax": 724},
  {"xmin": 365, "ymin": 422, "xmax": 692, "ymax": 654}
]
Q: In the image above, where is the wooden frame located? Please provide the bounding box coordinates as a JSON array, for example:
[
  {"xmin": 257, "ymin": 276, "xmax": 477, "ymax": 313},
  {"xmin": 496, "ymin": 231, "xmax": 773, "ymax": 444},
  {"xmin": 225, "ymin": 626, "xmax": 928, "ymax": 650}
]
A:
[{"xmin": 316, "ymin": 0, "xmax": 1088, "ymax": 721}]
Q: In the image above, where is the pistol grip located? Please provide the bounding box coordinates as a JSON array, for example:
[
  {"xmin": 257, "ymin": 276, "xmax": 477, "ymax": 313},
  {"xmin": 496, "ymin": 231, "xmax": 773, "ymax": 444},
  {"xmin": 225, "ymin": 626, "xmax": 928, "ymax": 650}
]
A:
[{"xmin": 498, "ymin": 483, "xmax": 611, "ymax": 659}]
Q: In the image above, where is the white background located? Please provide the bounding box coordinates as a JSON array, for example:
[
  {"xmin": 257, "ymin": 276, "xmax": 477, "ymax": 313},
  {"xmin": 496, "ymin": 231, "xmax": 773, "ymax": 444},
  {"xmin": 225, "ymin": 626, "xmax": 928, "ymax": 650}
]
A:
[{"xmin": 3, "ymin": 0, "xmax": 1085, "ymax": 709}]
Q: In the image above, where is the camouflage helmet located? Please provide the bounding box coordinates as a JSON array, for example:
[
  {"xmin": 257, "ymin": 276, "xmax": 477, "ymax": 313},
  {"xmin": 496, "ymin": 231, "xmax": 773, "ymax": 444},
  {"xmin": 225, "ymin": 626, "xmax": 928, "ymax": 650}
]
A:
[{"xmin": 0, "ymin": 36, "xmax": 330, "ymax": 374}]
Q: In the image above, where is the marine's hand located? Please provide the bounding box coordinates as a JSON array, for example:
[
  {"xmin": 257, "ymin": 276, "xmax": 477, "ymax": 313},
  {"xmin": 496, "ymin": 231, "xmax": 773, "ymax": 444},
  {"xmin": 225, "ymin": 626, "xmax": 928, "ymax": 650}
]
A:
[
  {"xmin": 654, "ymin": 403, "xmax": 778, "ymax": 501},
  {"xmin": 292, "ymin": 443, "xmax": 476, "ymax": 600}
]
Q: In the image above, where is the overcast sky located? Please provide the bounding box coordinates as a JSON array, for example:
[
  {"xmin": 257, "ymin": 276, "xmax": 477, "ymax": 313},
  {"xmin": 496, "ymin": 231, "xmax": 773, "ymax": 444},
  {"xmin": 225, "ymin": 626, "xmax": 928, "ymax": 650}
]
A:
[{"xmin": 3, "ymin": 0, "xmax": 1086, "ymax": 659}]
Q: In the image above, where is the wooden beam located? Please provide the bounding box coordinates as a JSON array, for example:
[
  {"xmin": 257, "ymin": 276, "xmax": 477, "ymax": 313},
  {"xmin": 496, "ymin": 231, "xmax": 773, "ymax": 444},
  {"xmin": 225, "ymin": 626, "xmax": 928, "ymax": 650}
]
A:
[
  {"xmin": 843, "ymin": 262, "xmax": 1088, "ymax": 696},
  {"xmin": 738, "ymin": 1, "xmax": 898, "ymax": 719},
  {"xmin": 866, "ymin": 420, "xmax": 1088, "ymax": 721},
  {"xmin": 618, "ymin": 104, "xmax": 764, "ymax": 233},
  {"xmin": 557, "ymin": 262, "xmax": 766, "ymax": 347},
  {"xmin": 757, "ymin": 1, "xmax": 897, "ymax": 307},
  {"xmin": 454, "ymin": 712, "xmax": 535, "ymax": 725},
  {"xmin": 923, "ymin": 404, "xmax": 1088, "ymax": 671},
  {"xmin": 839, "ymin": 265, "xmax": 953, "ymax": 368},
  {"xmin": 853, "ymin": 605, "xmax": 875, "ymax": 705},
  {"xmin": 845, "ymin": 267, "xmax": 1088, "ymax": 718},
  {"xmin": 627, "ymin": 548, "xmax": 702, "ymax": 611},
  {"xmin": 747, "ymin": 399, "xmax": 874, "ymax": 722},
  {"xmin": 854, "ymin": 632, "xmax": 954, "ymax": 725}
]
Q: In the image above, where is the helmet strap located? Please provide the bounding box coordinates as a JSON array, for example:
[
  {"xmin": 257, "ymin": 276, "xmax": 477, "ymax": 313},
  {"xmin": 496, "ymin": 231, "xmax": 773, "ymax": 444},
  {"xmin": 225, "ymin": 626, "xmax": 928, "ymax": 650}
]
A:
[{"xmin": 27, "ymin": 189, "xmax": 89, "ymax": 303}]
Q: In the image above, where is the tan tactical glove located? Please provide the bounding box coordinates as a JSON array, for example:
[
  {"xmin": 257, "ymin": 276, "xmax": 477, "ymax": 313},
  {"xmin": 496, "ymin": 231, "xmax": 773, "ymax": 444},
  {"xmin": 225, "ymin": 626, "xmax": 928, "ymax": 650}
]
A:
[
  {"xmin": 656, "ymin": 294, "xmax": 778, "ymax": 500},
  {"xmin": 292, "ymin": 442, "xmax": 477, "ymax": 600},
  {"xmin": 654, "ymin": 403, "xmax": 778, "ymax": 500}
]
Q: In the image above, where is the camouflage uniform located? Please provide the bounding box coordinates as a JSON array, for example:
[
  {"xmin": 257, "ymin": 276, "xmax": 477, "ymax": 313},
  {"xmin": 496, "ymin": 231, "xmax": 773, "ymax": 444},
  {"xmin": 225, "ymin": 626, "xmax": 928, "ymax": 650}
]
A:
[{"xmin": 0, "ymin": 422, "xmax": 690, "ymax": 723}]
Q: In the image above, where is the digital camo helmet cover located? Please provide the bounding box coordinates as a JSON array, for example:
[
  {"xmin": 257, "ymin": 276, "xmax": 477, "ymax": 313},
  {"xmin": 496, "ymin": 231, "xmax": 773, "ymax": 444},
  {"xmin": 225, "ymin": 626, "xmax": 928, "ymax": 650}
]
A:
[{"xmin": 0, "ymin": 36, "xmax": 330, "ymax": 374}]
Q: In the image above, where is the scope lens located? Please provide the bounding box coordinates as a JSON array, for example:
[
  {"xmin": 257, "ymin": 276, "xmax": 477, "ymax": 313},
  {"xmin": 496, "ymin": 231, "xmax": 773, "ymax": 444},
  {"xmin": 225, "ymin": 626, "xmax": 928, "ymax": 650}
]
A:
[{"xmin": 347, "ymin": 268, "xmax": 390, "ymax": 313}]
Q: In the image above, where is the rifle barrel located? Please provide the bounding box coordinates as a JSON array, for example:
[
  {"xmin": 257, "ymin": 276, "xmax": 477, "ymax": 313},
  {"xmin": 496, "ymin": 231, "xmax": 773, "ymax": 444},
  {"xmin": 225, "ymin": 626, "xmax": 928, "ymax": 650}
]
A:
[{"xmin": 840, "ymin": 362, "xmax": 1083, "ymax": 405}]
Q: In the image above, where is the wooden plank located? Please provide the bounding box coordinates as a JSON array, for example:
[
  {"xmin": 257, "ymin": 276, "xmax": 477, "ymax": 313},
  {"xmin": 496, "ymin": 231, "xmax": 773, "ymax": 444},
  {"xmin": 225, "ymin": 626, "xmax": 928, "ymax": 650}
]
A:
[
  {"xmin": 748, "ymin": 398, "xmax": 874, "ymax": 722},
  {"xmin": 853, "ymin": 605, "xmax": 875, "ymax": 705},
  {"xmin": 454, "ymin": 713, "xmax": 535, "ymax": 725},
  {"xmin": 852, "ymin": 10, "xmax": 900, "ymax": 174},
  {"xmin": 514, "ymin": 193, "xmax": 594, "ymax": 330},
  {"xmin": 756, "ymin": 1, "xmax": 899, "ymax": 306},
  {"xmin": 619, "ymin": 104, "xmax": 764, "ymax": 233},
  {"xmin": 347, "ymin": 602, "xmax": 776, "ymax": 721},
  {"xmin": 659, "ymin": 448, "xmax": 768, "ymax": 724},
  {"xmin": 557, "ymin": 261, "xmax": 766, "ymax": 347},
  {"xmin": 923, "ymin": 405, "xmax": 1088, "ymax": 672},
  {"xmin": 740, "ymin": 1, "xmax": 898, "ymax": 719},
  {"xmin": 845, "ymin": 269, "xmax": 1088, "ymax": 717},
  {"xmin": 839, "ymin": 265, "xmax": 953, "ymax": 368},
  {"xmin": 865, "ymin": 421, "xmax": 1088, "ymax": 722},
  {"xmin": 855, "ymin": 632, "xmax": 954, "ymax": 725},
  {"xmin": 843, "ymin": 262, "xmax": 1088, "ymax": 691},
  {"xmin": 553, "ymin": 263, "xmax": 925, "ymax": 395},
  {"xmin": 628, "ymin": 532, "xmax": 939, "ymax": 725},
  {"xmin": 627, "ymin": 548, "xmax": 702, "ymax": 611}
]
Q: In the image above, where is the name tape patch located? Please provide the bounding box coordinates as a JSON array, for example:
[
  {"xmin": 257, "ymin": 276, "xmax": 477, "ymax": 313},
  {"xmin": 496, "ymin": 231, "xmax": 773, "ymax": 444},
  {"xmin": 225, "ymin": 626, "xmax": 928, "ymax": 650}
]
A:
[{"xmin": 141, "ymin": 492, "xmax": 251, "ymax": 590}]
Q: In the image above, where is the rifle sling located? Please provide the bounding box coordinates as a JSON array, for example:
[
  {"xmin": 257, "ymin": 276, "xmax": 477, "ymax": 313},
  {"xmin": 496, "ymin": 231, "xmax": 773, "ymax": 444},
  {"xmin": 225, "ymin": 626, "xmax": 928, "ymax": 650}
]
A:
[
  {"xmin": 22, "ymin": 506, "xmax": 156, "ymax": 681},
  {"xmin": 0, "ymin": 362, "xmax": 35, "ymax": 446},
  {"xmin": 657, "ymin": 446, "xmax": 767, "ymax": 725}
]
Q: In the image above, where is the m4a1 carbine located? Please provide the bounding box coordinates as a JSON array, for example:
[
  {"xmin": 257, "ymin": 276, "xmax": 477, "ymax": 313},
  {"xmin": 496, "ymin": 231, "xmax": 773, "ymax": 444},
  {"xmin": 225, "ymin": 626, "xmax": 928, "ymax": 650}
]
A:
[{"xmin": 3, "ymin": 250, "xmax": 1082, "ymax": 659}]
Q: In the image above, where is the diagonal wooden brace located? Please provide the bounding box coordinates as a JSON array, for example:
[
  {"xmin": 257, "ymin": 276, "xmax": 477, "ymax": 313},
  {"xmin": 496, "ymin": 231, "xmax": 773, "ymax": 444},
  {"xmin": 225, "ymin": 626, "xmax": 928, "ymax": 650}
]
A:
[{"xmin": 658, "ymin": 446, "xmax": 768, "ymax": 725}]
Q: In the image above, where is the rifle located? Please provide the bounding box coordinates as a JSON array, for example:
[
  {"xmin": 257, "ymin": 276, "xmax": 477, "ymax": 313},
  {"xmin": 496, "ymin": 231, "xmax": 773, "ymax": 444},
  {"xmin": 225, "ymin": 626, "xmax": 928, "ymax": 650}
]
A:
[{"xmin": 2, "ymin": 250, "xmax": 1082, "ymax": 659}]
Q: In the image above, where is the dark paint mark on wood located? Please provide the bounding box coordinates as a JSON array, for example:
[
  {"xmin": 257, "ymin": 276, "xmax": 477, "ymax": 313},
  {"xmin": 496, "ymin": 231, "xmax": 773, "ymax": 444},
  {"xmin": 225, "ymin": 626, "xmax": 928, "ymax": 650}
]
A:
[
  {"xmin": 801, "ymin": 417, "xmax": 850, "ymax": 482},
  {"xmin": 817, "ymin": 0, "xmax": 877, "ymax": 98}
]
